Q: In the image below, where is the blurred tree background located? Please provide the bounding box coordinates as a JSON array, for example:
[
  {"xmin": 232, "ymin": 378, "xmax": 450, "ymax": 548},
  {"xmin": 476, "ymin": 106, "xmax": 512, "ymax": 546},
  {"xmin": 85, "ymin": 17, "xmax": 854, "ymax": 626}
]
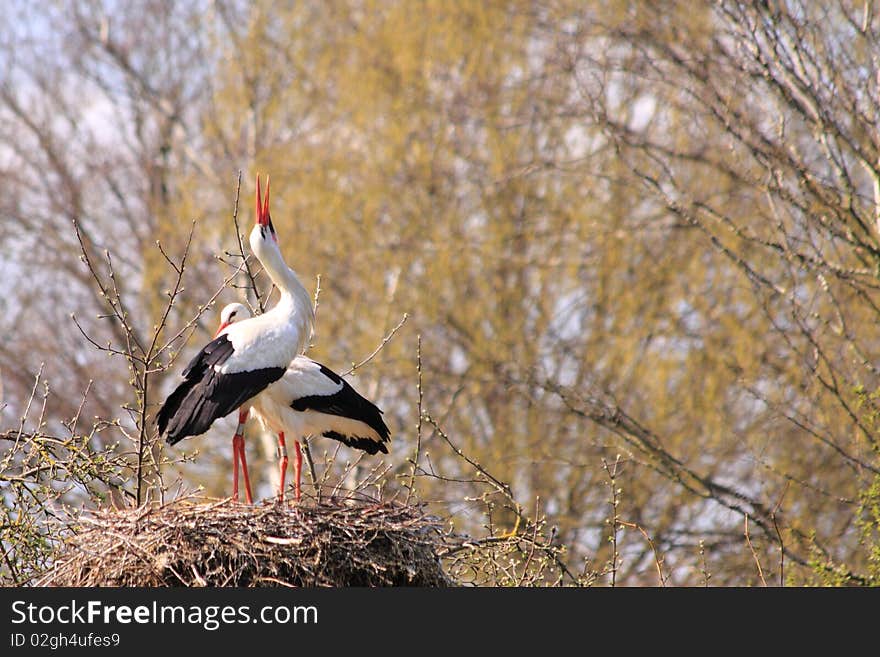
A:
[{"xmin": 2, "ymin": 0, "xmax": 880, "ymax": 585}]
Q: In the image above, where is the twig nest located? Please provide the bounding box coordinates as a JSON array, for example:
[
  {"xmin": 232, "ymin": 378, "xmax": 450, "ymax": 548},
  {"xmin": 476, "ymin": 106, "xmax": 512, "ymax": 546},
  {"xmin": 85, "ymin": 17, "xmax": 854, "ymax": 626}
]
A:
[{"xmin": 39, "ymin": 496, "xmax": 451, "ymax": 587}]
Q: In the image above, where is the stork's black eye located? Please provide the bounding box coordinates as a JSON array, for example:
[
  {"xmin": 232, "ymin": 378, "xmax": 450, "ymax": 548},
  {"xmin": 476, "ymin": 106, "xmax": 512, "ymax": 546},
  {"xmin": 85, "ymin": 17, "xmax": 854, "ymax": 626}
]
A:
[{"xmin": 230, "ymin": 311, "xmax": 237, "ymax": 318}]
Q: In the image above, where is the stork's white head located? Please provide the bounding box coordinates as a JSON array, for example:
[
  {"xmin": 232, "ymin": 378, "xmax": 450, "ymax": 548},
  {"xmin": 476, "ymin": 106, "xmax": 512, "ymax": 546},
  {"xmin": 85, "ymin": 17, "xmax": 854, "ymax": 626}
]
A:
[{"xmin": 214, "ymin": 302, "xmax": 253, "ymax": 338}]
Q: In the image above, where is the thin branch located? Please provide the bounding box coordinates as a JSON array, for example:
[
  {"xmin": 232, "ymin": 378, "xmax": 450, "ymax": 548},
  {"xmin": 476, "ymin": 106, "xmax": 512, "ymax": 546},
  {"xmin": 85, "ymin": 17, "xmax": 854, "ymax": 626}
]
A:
[
  {"xmin": 344, "ymin": 313, "xmax": 408, "ymax": 376},
  {"xmin": 406, "ymin": 334, "xmax": 423, "ymax": 505},
  {"xmin": 231, "ymin": 170, "xmax": 264, "ymax": 313},
  {"xmin": 744, "ymin": 515, "xmax": 768, "ymax": 587}
]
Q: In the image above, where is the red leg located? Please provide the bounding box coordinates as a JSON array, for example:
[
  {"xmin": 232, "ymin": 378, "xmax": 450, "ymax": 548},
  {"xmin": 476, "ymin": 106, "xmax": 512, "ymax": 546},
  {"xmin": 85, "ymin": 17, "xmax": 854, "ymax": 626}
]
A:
[
  {"xmin": 294, "ymin": 441, "xmax": 302, "ymax": 502},
  {"xmin": 232, "ymin": 437, "xmax": 240, "ymax": 501},
  {"xmin": 237, "ymin": 436, "xmax": 254, "ymax": 504},
  {"xmin": 232, "ymin": 409, "xmax": 253, "ymax": 504},
  {"xmin": 277, "ymin": 432, "xmax": 289, "ymax": 501}
]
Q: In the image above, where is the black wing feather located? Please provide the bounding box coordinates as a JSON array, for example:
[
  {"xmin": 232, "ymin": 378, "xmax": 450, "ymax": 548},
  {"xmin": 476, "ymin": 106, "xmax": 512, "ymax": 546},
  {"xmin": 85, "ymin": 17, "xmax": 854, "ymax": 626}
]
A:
[
  {"xmin": 323, "ymin": 430, "xmax": 389, "ymax": 455},
  {"xmin": 290, "ymin": 363, "xmax": 390, "ymax": 455},
  {"xmin": 157, "ymin": 335, "xmax": 285, "ymax": 445}
]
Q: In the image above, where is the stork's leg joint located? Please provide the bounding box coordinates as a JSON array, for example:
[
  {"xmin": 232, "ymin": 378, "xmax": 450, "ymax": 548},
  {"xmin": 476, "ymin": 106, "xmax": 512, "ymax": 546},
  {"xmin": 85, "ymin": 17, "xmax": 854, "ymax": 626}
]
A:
[
  {"xmin": 235, "ymin": 408, "xmax": 249, "ymax": 438},
  {"xmin": 277, "ymin": 432, "xmax": 289, "ymax": 502}
]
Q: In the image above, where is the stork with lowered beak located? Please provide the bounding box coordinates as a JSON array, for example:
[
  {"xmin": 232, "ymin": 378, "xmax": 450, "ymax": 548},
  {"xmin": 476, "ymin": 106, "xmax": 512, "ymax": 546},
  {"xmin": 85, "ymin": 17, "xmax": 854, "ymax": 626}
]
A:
[{"xmin": 216, "ymin": 302, "xmax": 390, "ymax": 501}]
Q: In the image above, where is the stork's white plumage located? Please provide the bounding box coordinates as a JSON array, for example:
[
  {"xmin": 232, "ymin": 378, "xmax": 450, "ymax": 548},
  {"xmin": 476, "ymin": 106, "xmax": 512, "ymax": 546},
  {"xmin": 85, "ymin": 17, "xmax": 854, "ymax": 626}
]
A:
[
  {"xmin": 218, "ymin": 303, "xmax": 391, "ymax": 501},
  {"xmin": 157, "ymin": 176, "xmax": 315, "ymax": 501}
]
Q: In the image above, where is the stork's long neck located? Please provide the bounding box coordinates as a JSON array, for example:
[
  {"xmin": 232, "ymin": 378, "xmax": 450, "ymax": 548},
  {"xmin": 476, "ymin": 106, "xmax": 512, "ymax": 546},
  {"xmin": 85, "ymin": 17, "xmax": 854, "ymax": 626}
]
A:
[{"xmin": 256, "ymin": 239, "xmax": 315, "ymax": 354}]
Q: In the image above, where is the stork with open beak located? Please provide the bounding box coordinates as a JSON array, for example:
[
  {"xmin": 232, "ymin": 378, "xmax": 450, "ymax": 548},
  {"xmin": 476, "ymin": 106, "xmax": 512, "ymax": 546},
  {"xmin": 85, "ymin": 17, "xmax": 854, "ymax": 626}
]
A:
[{"xmin": 157, "ymin": 175, "xmax": 315, "ymax": 502}]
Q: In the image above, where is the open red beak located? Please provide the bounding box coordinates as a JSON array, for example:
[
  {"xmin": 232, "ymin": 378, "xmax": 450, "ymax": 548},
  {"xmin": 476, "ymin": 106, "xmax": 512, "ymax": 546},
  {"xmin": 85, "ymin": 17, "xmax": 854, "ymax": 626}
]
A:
[
  {"xmin": 214, "ymin": 321, "xmax": 231, "ymax": 338},
  {"xmin": 256, "ymin": 173, "xmax": 271, "ymax": 227},
  {"xmin": 255, "ymin": 173, "xmax": 278, "ymax": 242}
]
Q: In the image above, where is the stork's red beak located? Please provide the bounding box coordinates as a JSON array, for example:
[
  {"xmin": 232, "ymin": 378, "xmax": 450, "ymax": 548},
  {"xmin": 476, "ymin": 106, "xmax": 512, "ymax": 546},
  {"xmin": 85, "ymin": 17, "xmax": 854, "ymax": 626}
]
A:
[
  {"xmin": 255, "ymin": 173, "xmax": 278, "ymax": 242},
  {"xmin": 214, "ymin": 321, "xmax": 231, "ymax": 338},
  {"xmin": 256, "ymin": 173, "xmax": 271, "ymax": 227}
]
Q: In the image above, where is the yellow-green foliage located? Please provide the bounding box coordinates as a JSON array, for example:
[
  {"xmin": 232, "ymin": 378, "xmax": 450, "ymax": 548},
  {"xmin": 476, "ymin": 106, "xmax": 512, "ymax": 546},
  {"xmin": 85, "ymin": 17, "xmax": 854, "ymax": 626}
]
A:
[{"xmin": 3, "ymin": 0, "xmax": 880, "ymax": 585}]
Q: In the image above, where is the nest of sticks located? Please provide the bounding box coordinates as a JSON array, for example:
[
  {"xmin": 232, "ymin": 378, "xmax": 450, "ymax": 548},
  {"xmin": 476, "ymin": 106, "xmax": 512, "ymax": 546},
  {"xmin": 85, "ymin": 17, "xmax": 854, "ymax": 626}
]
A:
[{"xmin": 38, "ymin": 495, "xmax": 451, "ymax": 587}]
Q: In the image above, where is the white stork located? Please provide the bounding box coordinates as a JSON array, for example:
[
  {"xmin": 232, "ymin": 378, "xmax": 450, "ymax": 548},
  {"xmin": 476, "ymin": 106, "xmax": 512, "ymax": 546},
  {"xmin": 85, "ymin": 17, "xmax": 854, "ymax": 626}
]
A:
[
  {"xmin": 157, "ymin": 175, "xmax": 315, "ymax": 502},
  {"xmin": 216, "ymin": 302, "xmax": 390, "ymax": 502}
]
